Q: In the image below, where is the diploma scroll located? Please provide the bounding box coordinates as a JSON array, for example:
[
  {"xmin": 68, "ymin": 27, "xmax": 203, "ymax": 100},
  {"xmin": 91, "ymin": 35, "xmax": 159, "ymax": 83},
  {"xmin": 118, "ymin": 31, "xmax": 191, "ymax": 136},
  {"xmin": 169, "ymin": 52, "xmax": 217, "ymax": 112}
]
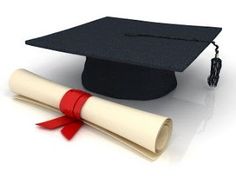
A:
[{"xmin": 9, "ymin": 69, "xmax": 172, "ymax": 160}]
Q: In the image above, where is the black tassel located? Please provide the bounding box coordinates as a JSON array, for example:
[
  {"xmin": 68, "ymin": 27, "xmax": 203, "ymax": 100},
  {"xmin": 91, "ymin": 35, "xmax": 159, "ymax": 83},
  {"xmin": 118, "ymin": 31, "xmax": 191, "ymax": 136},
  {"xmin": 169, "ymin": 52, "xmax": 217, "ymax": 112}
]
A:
[{"xmin": 207, "ymin": 41, "xmax": 222, "ymax": 87}]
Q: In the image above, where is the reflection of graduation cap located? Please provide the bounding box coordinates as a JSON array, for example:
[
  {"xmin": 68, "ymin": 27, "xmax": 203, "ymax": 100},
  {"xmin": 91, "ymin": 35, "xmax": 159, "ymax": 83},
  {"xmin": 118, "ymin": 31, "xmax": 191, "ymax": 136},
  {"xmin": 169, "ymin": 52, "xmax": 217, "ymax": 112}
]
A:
[{"xmin": 26, "ymin": 17, "xmax": 222, "ymax": 100}]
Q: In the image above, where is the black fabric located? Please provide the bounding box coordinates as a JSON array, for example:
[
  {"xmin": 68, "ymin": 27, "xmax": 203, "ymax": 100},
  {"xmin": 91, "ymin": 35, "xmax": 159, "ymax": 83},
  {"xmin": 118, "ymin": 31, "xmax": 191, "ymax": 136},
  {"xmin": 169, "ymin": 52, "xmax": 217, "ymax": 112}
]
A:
[
  {"xmin": 25, "ymin": 17, "xmax": 222, "ymax": 100},
  {"xmin": 26, "ymin": 16, "xmax": 222, "ymax": 72},
  {"xmin": 82, "ymin": 57, "xmax": 177, "ymax": 100}
]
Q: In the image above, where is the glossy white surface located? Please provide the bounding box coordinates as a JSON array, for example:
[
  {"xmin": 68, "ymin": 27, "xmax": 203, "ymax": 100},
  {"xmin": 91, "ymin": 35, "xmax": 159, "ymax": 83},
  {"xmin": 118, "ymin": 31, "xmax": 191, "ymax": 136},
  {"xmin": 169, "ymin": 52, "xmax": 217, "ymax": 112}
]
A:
[{"xmin": 0, "ymin": 1, "xmax": 235, "ymax": 177}]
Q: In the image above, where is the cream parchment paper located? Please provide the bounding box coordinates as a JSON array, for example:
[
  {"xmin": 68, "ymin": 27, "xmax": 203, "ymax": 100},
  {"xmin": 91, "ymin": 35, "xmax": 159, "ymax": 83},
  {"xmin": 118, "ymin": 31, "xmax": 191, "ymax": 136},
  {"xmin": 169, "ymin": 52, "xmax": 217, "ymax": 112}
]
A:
[{"xmin": 9, "ymin": 69, "xmax": 172, "ymax": 160}]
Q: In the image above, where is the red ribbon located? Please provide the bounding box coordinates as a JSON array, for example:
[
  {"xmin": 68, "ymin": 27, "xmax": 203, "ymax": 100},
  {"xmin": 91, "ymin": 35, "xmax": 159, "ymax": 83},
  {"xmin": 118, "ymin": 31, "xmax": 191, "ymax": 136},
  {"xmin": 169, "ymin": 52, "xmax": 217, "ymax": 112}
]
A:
[{"xmin": 36, "ymin": 89, "xmax": 91, "ymax": 140}]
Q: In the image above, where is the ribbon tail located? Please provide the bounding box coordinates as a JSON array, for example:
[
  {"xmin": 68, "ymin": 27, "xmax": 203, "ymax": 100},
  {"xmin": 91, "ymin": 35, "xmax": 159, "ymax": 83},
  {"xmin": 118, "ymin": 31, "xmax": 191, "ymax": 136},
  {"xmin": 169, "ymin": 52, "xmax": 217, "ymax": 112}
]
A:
[
  {"xmin": 36, "ymin": 116, "xmax": 75, "ymax": 129},
  {"xmin": 61, "ymin": 121, "xmax": 83, "ymax": 140}
]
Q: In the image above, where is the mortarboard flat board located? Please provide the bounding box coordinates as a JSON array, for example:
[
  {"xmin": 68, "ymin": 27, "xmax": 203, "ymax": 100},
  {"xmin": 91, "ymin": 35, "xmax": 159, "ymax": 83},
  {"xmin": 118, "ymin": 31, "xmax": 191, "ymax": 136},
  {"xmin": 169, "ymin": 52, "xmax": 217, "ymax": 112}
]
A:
[{"xmin": 26, "ymin": 16, "xmax": 222, "ymax": 100}]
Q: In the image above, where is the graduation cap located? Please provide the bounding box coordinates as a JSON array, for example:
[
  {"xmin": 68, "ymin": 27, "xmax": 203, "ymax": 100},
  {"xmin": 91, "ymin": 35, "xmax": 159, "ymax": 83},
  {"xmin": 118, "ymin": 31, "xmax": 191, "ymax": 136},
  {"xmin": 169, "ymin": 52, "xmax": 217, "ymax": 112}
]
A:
[{"xmin": 26, "ymin": 17, "xmax": 222, "ymax": 100}]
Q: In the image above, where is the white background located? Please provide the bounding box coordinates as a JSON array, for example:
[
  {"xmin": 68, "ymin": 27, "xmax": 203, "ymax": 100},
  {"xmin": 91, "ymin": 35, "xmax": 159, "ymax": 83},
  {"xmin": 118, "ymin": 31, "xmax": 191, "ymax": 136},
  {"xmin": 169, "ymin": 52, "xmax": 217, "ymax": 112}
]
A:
[{"xmin": 0, "ymin": 0, "xmax": 236, "ymax": 177}]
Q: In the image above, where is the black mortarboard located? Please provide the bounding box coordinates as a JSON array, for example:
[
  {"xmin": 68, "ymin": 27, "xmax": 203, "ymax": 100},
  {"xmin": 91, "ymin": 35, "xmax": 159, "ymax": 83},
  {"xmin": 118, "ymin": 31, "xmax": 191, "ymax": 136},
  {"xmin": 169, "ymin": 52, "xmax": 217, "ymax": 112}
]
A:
[{"xmin": 26, "ymin": 17, "xmax": 222, "ymax": 100}]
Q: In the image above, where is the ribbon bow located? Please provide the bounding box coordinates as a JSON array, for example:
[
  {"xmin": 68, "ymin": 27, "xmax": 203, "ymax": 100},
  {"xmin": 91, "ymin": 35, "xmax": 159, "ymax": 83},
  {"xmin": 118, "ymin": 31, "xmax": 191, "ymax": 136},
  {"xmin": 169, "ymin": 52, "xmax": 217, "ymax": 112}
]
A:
[{"xmin": 36, "ymin": 89, "xmax": 91, "ymax": 140}]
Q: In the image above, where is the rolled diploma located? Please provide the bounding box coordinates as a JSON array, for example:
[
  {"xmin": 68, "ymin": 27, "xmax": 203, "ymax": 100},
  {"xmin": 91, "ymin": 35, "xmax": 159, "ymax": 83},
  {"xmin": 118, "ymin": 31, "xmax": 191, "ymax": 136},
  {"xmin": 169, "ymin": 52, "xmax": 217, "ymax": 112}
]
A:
[{"xmin": 9, "ymin": 69, "xmax": 172, "ymax": 160}]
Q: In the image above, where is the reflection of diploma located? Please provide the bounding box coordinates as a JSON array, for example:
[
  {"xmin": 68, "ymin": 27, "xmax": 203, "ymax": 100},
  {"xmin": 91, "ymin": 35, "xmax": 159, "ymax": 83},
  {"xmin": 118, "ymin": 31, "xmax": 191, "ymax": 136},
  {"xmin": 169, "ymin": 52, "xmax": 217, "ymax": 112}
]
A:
[{"xmin": 9, "ymin": 69, "xmax": 172, "ymax": 160}]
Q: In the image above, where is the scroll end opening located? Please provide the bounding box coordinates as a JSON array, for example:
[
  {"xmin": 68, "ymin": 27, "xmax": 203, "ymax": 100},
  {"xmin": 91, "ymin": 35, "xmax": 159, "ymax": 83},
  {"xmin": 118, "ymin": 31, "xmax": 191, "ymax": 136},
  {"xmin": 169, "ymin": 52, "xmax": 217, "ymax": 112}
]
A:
[{"xmin": 155, "ymin": 119, "xmax": 172, "ymax": 153}]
